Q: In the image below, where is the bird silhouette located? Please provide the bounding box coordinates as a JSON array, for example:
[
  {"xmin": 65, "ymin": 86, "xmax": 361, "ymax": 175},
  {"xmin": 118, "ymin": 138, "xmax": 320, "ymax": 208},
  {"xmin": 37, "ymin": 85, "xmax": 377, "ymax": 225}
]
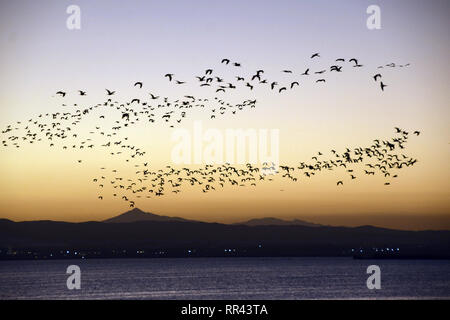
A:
[
  {"xmin": 290, "ymin": 82, "xmax": 299, "ymax": 89},
  {"xmin": 270, "ymin": 82, "xmax": 278, "ymax": 90}
]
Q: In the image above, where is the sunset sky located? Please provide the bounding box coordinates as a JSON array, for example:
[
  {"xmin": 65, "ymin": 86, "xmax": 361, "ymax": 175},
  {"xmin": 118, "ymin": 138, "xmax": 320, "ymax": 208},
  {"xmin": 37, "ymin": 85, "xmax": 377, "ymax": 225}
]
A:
[{"xmin": 0, "ymin": 0, "xmax": 449, "ymax": 230}]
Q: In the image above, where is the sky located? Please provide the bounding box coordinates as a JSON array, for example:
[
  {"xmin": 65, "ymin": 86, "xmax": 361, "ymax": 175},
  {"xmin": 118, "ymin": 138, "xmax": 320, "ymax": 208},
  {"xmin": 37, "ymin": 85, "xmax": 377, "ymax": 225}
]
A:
[{"xmin": 0, "ymin": 0, "xmax": 449, "ymax": 230}]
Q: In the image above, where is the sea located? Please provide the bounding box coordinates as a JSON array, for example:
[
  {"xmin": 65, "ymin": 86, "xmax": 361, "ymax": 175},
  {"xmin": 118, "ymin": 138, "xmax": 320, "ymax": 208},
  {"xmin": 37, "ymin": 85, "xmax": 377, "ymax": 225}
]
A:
[{"xmin": 0, "ymin": 257, "xmax": 449, "ymax": 299}]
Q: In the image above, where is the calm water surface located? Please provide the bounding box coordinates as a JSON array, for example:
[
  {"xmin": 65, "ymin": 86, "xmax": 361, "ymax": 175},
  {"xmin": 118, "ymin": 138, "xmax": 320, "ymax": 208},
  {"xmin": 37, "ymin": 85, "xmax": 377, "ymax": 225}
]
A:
[{"xmin": 0, "ymin": 257, "xmax": 449, "ymax": 299}]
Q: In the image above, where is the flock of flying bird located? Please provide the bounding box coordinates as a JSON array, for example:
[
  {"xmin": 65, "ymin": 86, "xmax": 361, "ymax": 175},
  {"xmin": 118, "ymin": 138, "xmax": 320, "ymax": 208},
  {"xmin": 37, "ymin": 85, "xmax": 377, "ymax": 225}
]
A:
[
  {"xmin": 1, "ymin": 54, "xmax": 418, "ymax": 208},
  {"xmin": 90, "ymin": 126, "xmax": 419, "ymax": 208},
  {"xmin": 161, "ymin": 53, "xmax": 410, "ymax": 93}
]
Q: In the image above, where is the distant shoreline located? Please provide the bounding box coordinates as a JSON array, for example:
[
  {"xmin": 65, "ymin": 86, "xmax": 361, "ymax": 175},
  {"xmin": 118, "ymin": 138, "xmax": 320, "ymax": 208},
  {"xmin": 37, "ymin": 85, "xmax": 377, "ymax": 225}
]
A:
[
  {"xmin": 1, "ymin": 251, "xmax": 450, "ymax": 261},
  {"xmin": 2, "ymin": 215, "xmax": 449, "ymax": 262}
]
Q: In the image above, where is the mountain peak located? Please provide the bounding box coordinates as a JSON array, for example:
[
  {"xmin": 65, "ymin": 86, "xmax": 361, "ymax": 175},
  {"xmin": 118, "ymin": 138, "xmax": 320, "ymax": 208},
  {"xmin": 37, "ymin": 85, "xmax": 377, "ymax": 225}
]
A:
[
  {"xmin": 124, "ymin": 207, "xmax": 145, "ymax": 214},
  {"xmin": 102, "ymin": 208, "xmax": 194, "ymax": 224}
]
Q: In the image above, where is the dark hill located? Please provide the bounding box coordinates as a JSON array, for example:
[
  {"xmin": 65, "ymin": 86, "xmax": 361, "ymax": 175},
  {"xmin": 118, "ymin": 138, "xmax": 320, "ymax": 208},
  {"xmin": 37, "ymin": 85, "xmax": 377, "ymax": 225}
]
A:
[
  {"xmin": 0, "ymin": 218, "xmax": 449, "ymax": 259},
  {"xmin": 236, "ymin": 217, "xmax": 322, "ymax": 227},
  {"xmin": 102, "ymin": 208, "xmax": 196, "ymax": 223}
]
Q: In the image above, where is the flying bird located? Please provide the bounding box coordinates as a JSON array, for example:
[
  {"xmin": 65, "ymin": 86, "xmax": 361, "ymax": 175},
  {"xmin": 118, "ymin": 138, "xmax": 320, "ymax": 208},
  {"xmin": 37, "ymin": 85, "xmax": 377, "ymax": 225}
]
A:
[
  {"xmin": 290, "ymin": 82, "xmax": 299, "ymax": 89},
  {"xmin": 330, "ymin": 66, "xmax": 342, "ymax": 72},
  {"xmin": 373, "ymin": 74, "xmax": 382, "ymax": 81}
]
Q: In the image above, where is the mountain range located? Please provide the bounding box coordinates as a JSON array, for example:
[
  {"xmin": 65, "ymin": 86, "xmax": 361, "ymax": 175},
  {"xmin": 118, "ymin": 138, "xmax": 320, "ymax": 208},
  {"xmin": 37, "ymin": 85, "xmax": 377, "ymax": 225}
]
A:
[
  {"xmin": 103, "ymin": 208, "xmax": 322, "ymax": 227},
  {"xmin": 0, "ymin": 208, "xmax": 449, "ymax": 259}
]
